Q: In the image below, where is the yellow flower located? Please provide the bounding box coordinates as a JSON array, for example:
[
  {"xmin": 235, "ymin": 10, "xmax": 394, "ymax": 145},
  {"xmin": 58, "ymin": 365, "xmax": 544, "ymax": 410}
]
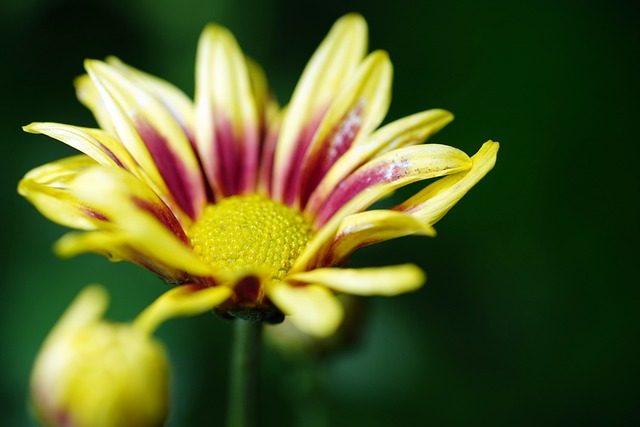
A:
[
  {"xmin": 19, "ymin": 14, "xmax": 498, "ymax": 337},
  {"xmin": 31, "ymin": 284, "xmax": 232, "ymax": 427}
]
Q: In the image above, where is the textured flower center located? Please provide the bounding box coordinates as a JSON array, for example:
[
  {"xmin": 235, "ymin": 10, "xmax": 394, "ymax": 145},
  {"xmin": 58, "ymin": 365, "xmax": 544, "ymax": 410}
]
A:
[{"xmin": 189, "ymin": 195, "xmax": 313, "ymax": 282}]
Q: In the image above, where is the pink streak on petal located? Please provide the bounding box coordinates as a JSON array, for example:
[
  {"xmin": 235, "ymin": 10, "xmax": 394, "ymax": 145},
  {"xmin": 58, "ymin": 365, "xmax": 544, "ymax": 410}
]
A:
[
  {"xmin": 258, "ymin": 124, "xmax": 279, "ymax": 196},
  {"xmin": 280, "ymin": 108, "xmax": 327, "ymax": 206},
  {"xmin": 184, "ymin": 125, "xmax": 216, "ymax": 203},
  {"xmin": 94, "ymin": 140, "xmax": 126, "ymax": 169},
  {"xmin": 132, "ymin": 197, "xmax": 189, "ymax": 244},
  {"xmin": 136, "ymin": 119, "xmax": 200, "ymax": 219},
  {"xmin": 153, "ymin": 101, "xmax": 216, "ymax": 202},
  {"xmin": 81, "ymin": 207, "xmax": 109, "ymax": 222},
  {"xmin": 299, "ymin": 100, "xmax": 365, "ymax": 208},
  {"xmin": 239, "ymin": 128, "xmax": 259, "ymax": 194},
  {"xmin": 183, "ymin": 127, "xmax": 197, "ymax": 152},
  {"xmin": 214, "ymin": 117, "xmax": 239, "ymax": 196},
  {"xmin": 315, "ymin": 160, "xmax": 408, "ymax": 227}
]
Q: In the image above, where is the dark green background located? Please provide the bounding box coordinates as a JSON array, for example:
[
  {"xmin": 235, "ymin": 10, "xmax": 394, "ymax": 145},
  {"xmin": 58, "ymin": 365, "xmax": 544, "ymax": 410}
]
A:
[{"xmin": 1, "ymin": 0, "xmax": 638, "ymax": 425}]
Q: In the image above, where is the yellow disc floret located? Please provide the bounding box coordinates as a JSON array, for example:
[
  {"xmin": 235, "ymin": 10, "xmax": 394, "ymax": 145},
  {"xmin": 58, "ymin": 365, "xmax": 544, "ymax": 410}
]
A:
[{"xmin": 189, "ymin": 195, "xmax": 313, "ymax": 282}]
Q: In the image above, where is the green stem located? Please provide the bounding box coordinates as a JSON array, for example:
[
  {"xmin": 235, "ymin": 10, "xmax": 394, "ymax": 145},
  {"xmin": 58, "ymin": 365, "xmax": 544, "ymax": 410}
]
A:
[
  {"xmin": 226, "ymin": 319, "xmax": 262, "ymax": 427},
  {"xmin": 292, "ymin": 357, "xmax": 328, "ymax": 427}
]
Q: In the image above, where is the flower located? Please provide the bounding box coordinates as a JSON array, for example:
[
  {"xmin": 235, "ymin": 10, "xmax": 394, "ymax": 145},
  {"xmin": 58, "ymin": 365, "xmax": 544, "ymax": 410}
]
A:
[
  {"xmin": 18, "ymin": 14, "xmax": 498, "ymax": 337},
  {"xmin": 30, "ymin": 284, "xmax": 230, "ymax": 427}
]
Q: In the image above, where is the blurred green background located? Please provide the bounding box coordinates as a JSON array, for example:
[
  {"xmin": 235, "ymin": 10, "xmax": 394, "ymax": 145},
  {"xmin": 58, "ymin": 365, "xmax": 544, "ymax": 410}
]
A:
[{"xmin": 1, "ymin": 0, "xmax": 638, "ymax": 425}]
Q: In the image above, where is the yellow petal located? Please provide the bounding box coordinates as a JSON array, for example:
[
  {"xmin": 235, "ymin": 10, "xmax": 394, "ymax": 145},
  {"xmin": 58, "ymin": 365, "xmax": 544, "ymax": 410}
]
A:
[
  {"xmin": 257, "ymin": 108, "xmax": 284, "ymax": 196},
  {"xmin": 297, "ymin": 50, "xmax": 393, "ymax": 207},
  {"xmin": 20, "ymin": 159, "xmax": 209, "ymax": 279},
  {"xmin": 23, "ymin": 122, "xmax": 138, "ymax": 171},
  {"xmin": 315, "ymin": 143, "xmax": 473, "ymax": 226},
  {"xmin": 268, "ymin": 282, "xmax": 343, "ymax": 337},
  {"xmin": 326, "ymin": 210, "xmax": 436, "ymax": 265},
  {"xmin": 134, "ymin": 285, "xmax": 232, "ymax": 335},
  {"xmin": 246, "ymin": 56, "xmax": 279, "ymax": 127},
  {"xmin": 272, "ymin": 13, "xmax": 368, "ymax": 201},
  {"xmin": 195, "ymin": 24, "xmax": 260, "ymax": 196},
  {"xmin": 52, "ymin": 166, "xmax": 211, "ymax": 278},
  {"xmin": 322, "ymin": 49, "xmax": 392, "ymax": 142},
  {"xmin": 75, "ymin": 73, "xmax": 112, "ymax": 135},
  {"xmin": 291, "ymin": 182, "xmax": 392, "ymax": 272},
  {"xmin": 247, "ymin": 56, "xmax": 281, "ymax": 196},
  {"xmin": 305, "ymin": 109, "xmax": 453, "ymax": 216},
  {"xmin": 196, "ymin": 25, "xmax": 259, "ymax": 130},
  {"xmin": 288, "ymin": 264, "xmax": 426, "ymax": 296},
  {"xmin": 55, "ymin": 226, "xmax": 210, "ymax": 281},
  {"xmin": 106, "ymin": 56, "xmax": 197, "ymax": 135},
  {"xmin": 295, "ymin": 144, "xmax": 470, "ymax": 271},
  {"xmin": 358, "ymin": 109, "xmax": 454, "ymax": 152},
  {"xmin": 85, "ymin": 59, "xmax": 205, "ymax": 220},
  {"xmin": 299, "ymin": 144, "xmax": 492, "ymax": 268},
  {"xmin": 83, "ymin": 60, "xmax": 164, "ymax": 188},
  {"xmin": 18, "ymin": 155, "xmax": 102, "ymax": 230},
  {"xmin": 397, "ymin": 141, "xmax": 499, "ymax": 225}
]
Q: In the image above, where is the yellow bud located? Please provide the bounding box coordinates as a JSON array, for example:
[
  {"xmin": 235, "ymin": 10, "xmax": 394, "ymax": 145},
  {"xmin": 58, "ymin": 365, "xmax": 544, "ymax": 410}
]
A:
[{"xmin": 30, "ymin": 286, "xmax": 169, "ymax": 427}]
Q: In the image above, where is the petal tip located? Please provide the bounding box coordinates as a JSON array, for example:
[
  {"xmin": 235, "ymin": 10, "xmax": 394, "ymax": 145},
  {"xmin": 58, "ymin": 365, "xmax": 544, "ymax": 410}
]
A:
[
  {"xmin": 337, "ymin": 13, "xmax": 367, "ymax": 29},
  {"xmin": 201, "ymin": 22, "xmax": 234, "ymax": 43},
  {"xmin": 22, "ymin": 122, "xmax": 41, "ymax": 134},
  {"xmin": 436, "ymin": 108, "xmax": 455, "ymax": 122},
  {"xmin": 83, "ymin": 58, "xmax": 101, "ymax": 71},
  {"xmin": 486, "ymin": 140, "xmax": 500, "ymax": 150}
]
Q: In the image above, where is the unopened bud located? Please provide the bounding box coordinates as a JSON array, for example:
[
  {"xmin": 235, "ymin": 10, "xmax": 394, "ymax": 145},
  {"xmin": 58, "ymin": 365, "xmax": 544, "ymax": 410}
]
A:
[{"xmin": 30, "ymin": 286, "xmax": 169, "ymax": 427}]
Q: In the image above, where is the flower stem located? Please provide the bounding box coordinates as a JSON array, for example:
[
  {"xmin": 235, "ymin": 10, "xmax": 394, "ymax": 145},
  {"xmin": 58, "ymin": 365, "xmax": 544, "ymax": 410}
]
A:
[
  {"xmin": 226, "ymin": 319, "xmax": 262, "ymax": 427},
  {"xmin": 292, "ymin": 357, "xmax": 329, "ymax": 427}
]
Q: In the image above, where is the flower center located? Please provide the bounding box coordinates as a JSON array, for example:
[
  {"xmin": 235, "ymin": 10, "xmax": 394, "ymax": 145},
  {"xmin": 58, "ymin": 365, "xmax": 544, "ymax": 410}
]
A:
[{"xmin": 189, "ymin": 194, "xmax": 313, "ymax": 282}]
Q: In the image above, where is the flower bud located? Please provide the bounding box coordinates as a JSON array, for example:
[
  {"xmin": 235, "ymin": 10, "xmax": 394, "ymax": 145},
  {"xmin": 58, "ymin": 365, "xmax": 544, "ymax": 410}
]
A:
[{"xmin": 30, "ymin": 286, "xmax": 169, "ymax": 427}]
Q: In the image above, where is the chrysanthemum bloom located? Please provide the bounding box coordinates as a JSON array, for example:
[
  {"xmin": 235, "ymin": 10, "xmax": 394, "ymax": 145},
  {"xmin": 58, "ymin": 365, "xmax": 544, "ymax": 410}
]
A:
[
  {"xmin": 19, "ymin": 14, "xmax": 498, "ymax": 337},
  {"xmin": 31, "ymin": 284, "xmax": 230, "ymax": 427}
]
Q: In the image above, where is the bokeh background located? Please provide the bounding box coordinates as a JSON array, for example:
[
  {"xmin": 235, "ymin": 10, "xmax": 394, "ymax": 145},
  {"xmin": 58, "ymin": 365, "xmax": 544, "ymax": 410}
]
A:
[{"xmin": 1, "ymin": 0, "xmax": 638, "ymax": 425}]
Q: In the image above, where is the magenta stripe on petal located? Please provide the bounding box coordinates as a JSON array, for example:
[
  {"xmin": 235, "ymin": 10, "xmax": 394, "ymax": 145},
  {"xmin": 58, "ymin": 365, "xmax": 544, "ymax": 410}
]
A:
[
  {"xmin": 179, "ymin": 120, "xmax": 216, "ymax": 203},
  {"xmin": 81, "ymin": 207, "xmax": 109, "ymax": 222},
  {"xmin": 281, "ymin": 108, "xmax": 327, "ymax": 206},
  {"xmin": 133, "ymin": 197, "xmax": 189, "ymax": 244},
  {"xmin": 239, "ymin": 130, "xmax": 259, "ymax": 194},
  {"xmin": 214, "ymin": 117, "xmax": 240, "ymax": 196},
  {"xmin": 315, "ymin": 160, "xmax": 408, "ymax": 226},
  {"xmin": 182, "ymin": 126, "xmax": 201, "ymax": 156},
  {"xmin": 258, "ymin": 124, "xmax": 279, "ymax": 196},
  {"xmin": 299, "ymin": 100, "xmax": 364, "ymax": 208},
  {"xmin": 136, "ymin": 119, "xmax": 200, "ymax": 219},
  {"xmin": 94, "ymin": 140, "xmax": 126, "ymax": 169},
  {"xmin": 208, "ymin": 114, "xmax": 260, "ymax": 197}
]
